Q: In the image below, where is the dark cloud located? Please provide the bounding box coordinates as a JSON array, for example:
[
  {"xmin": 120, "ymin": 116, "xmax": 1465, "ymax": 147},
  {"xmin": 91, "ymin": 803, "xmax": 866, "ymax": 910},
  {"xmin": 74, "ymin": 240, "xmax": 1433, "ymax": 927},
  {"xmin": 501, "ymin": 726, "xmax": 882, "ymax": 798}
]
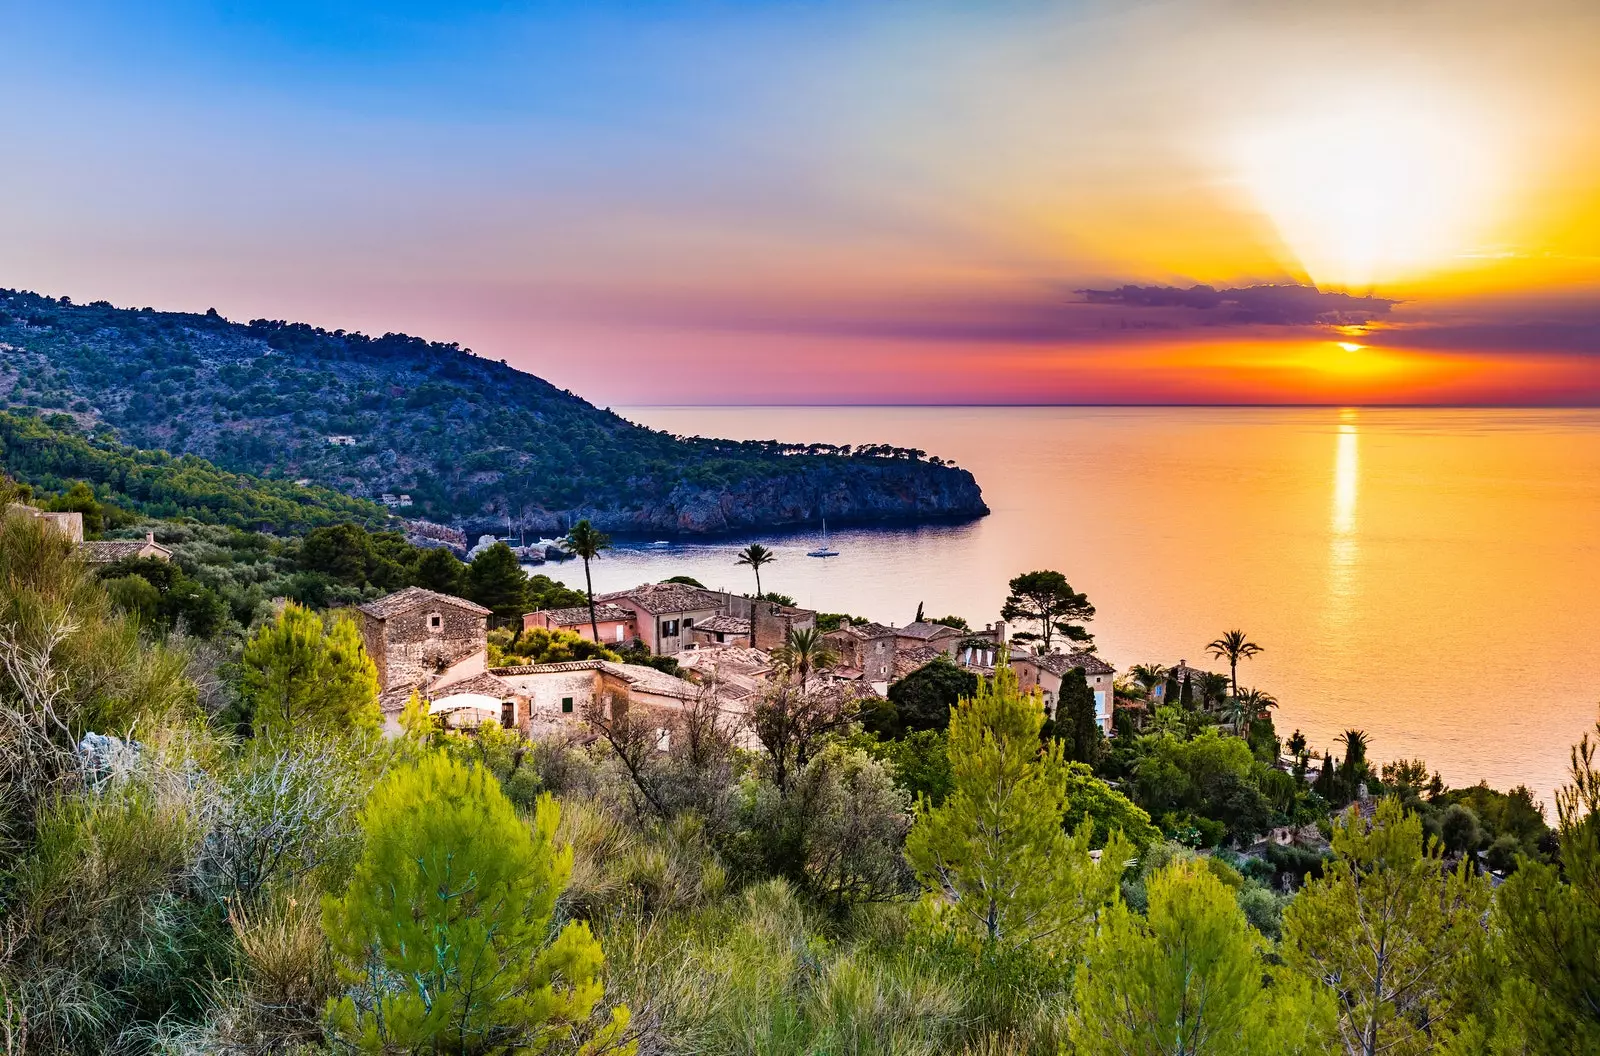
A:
[{"xmin": 1077, "ymin": 284, "xmax": 1397, "ymax": 326}]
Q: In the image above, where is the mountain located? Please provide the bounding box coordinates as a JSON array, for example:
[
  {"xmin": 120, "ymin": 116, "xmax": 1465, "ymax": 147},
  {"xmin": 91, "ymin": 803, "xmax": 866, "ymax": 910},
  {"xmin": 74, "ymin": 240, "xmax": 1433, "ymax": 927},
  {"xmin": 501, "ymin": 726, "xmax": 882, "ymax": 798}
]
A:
[{"xmin": 0, "ymin": 290, "xmax": 987, "ymax": 534}]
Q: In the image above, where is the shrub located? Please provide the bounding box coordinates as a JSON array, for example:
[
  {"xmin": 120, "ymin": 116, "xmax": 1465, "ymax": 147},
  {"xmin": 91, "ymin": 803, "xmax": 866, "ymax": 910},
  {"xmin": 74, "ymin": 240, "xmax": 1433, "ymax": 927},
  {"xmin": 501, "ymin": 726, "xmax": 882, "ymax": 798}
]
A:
[
  {"xmin": 239, "ymin": 603, "xmax": 380, "ymax": 739},
  {"xmin": 322, "ymin": 754, "xmax": 632, "ymax": 1053}
]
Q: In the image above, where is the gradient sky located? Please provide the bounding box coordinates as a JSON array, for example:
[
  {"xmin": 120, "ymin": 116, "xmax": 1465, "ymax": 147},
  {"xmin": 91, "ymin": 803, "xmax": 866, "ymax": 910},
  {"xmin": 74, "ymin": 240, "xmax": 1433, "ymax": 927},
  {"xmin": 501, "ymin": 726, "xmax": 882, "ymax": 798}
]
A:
[{"xmin": 3, "ymin": 0, "xmax": 1598, "ymax": 404}]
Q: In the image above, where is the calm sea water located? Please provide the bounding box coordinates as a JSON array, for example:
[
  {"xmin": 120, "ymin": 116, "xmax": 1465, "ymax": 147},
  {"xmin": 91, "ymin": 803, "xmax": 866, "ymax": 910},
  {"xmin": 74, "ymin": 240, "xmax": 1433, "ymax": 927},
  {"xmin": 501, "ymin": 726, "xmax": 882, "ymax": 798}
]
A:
[{"xmin": 539, "ymin": 406, "xmax": 1600, "ymax": 804}]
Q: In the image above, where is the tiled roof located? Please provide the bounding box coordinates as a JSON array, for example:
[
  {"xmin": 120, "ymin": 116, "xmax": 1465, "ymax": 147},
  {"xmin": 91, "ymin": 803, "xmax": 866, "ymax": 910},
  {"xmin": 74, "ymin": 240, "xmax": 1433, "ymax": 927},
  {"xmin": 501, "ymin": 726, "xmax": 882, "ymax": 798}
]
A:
[
  {"xmin": 1019, "ymin": 650, "xmax": 1115, "ymax": 677},
  {"xmin": 597, "ymin": 582, "xmax": 725, "ymax": 614},
  {"xmin": 358, "ymin": 586, "xmax": 491, "ymax": 619},
  {"xmin": 79, "ymin": 539, "xmax": 172, "ymax": 563},
  {"xmin": 896, "ymin": 621, "xmax": 965, "ymax": 641},
  {"xmin": 433, "ymin": 671, "xmax": 520, "ymax": 699},
  {"xmin": 492, "ymin": 659, "xmax": 699, "ymax": 700},
  {"xmin": 893, "ymin": 645, "xmax": 946, "ymax": 680},
  {"xmin": 696, "ymin": 614, "xmax": 751, "ymax": 635},
  {"xmin": 827, "ymin": 620, "xmax": 896, "ymax": 640},
  {"xmin": 537, "ymin": 604, "xmax": 636, "ymax": 626}
]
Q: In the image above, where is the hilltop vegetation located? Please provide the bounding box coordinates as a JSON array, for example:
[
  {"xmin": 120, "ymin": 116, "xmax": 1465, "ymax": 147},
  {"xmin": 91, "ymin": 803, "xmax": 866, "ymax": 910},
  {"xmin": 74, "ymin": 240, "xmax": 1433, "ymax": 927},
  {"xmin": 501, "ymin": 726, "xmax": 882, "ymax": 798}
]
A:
[
  {"xmin": 0, "ymin": 409, "xmax": 388, "ymax": 531},
  {"xmin": 0, "ymin": 290, "xmax": 987, "ymax": 533}
]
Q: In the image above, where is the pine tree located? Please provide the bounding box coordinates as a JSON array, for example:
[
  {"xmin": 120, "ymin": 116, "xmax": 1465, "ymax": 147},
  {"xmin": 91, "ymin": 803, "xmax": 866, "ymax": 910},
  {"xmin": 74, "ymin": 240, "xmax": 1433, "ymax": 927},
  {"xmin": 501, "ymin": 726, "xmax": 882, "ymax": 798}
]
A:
[
  {"xmin": 464, "ymin": 541, "xmax": 529, "ymax": 623},
  {"xmin": 411, "ymin": 546, "xmax": 465, "ymax": 595},
  {"xmin": 1071, "ymin": 860, "xmax": 1335, "ymax": 1056},
  {"xmin": 904, "ymin": 654, "xmax": 1128, "ymax": 966},
  {"xmin": 240, "ymin": 603, "xmax": 380, "ymax": 738},
  {"xmin": 1282, "ymin": 797, "xmax": 1491, "ymax": 1056},
  {"xmin": 323, "ymin": 754, "xmax": 632, "ymax": 1053}
]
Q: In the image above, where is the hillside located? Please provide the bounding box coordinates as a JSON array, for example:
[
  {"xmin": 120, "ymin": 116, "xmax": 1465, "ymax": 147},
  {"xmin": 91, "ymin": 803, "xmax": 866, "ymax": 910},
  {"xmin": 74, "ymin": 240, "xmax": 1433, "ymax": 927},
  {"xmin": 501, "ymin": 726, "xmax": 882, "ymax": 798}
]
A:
[
  {"xmin": 0, "ymin": 409, "xmax": 390, "ymax": 532},
  {"xmin": 0, "ymin": 290, "xmax": 988, "ymax": 534}
]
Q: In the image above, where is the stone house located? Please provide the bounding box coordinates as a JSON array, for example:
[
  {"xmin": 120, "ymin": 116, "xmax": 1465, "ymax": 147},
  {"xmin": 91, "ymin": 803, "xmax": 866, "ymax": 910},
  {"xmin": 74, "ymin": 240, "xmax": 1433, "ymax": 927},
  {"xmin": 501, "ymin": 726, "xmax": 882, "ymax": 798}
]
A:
[
  {"xmin": 492, "ymin": 659, "xmax": 704, "ymax": 743},
  {"xmin": 596, "ymin": 583, "xmax": 726, "ymax": 655},
  {"xmin": 1012, "ymin": 650, "xmax": 1117, "ymax": 734},
  {"xmin": 956, "ymin": 621, "xmax": 1010, "ymax": 672},
  {"xmin": 892, "ymin": 621, "xmax": 966, "ymax": 657},
  {"xmin": 824, "ymin": 619, "xmax": 900, "ymax": 685},
  {"xmin": 595, "ymin": 583, "xmax": 817, "ymax": 655},
  {"xmin": 356, "ymin": 586, "xmax": 492, "ymax": 696},
  {"xmin": 523, "ymin": 603, "xmax": 639, "ymax": 645},
  {"xmin": 80, "ymin": 532, "xmax": 173, "ymax": 564},
  {"xmin": 688, "ymin": 614, "xmax": 752, "ymax": 647},
  {"xmin": 6, "ymin": 503, "xmax": 83, "ymax": 542}
]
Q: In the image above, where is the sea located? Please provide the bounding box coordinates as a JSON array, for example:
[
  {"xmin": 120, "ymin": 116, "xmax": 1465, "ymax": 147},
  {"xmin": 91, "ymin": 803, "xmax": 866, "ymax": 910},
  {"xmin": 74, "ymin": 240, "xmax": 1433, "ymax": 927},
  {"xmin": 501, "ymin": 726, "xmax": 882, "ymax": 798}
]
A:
[{"xmin": 533, "ymin": 406, "xmax": 1600, "ymax": 805}]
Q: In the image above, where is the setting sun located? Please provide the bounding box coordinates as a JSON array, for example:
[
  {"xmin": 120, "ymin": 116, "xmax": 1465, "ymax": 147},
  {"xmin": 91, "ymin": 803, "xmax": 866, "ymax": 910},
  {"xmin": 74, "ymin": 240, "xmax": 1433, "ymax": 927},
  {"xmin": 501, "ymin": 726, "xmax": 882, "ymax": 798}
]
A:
[{"xmin": 1232, "ymin": 90, "xmax": 1507, "ymax": 289}]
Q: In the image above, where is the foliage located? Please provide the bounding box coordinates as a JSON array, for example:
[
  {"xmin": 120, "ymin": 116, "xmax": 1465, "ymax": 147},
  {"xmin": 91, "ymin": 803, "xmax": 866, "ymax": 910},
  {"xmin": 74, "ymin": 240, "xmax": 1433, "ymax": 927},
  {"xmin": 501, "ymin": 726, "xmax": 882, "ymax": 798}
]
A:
[
  {"xmin": 323, "ymin": 754, "xmax": 633, "ymax": 1054},
  {"xmin": 999, "ymin": 569, "xmax": 1095, "ymax": 651},
  {"xmin": 1070, "ymin": 860, "xmax": 1335, "ymax": 1056},
  {"xmin": 852, "ymin": 728, "xmax": 955, "ymax": 806},
  {"xmin": 0, "ymin": 408, "xmax": 389, "ymax": 531},
  {"xmin": 877, "ymin": 655, "xmax": 977, "ymax": 737},
  {"xmin": 1453, "ymin": 724, "xmax": 1600, "ymax": 1054},
  {"xmin": 239, "ymin": 602, "xmax": 381, "ymax": 738},
  {"xmin": 465, "ymin": 540, "xmax": 532, "ymax": 623},
  {"xmin": 491, "ymin": 625, "xmax": 620, "ymax": 667},
  {"xmin": 1051, "ymin": 665, "xmax": 1105, "ymax": 765},
  {"xmin": 904, "ymin": 659, "xmax": 1128, "ymax": 966},
  {"xmin": 1282, "ymin": 797, "xmax": 1493, "ymax": 1056},
  {"xmin": 1129, "ymin": 729, "xmax": 1275, "ymax": 846},
  {"xmin": 1060, "ymin": 761, "xmax": 1160, "ymax": 852}
]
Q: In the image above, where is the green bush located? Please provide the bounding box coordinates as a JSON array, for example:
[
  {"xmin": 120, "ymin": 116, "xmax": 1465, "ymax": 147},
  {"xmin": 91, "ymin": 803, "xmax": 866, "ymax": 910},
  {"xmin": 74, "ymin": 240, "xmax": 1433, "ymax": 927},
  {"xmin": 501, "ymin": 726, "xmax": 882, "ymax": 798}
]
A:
[{"xmin": 323, "ymin": 754, "xmax": 632, "ymax": 1053}]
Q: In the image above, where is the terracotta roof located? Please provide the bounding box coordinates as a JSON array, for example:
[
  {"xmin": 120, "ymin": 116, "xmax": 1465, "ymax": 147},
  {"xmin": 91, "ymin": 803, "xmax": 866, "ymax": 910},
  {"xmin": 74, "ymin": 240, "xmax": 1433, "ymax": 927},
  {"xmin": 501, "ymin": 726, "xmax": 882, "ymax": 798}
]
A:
[
  {"xmin": 695, "ymin": 614, "xmax": 751, "ymax": 635},
  {"xmin": 79, "ymin": 539, "xmax": 172, "ymax": 563},
  {"xmin": 597, "ymin": 582, "xmax": 725, "ymax": 614},
  {"xmin": 1018, "ymin": 650, "xmax": 1115, "ymax": 677},
  {"xmin": 358, "ymin": 586, "xmax": 490, "ymax": 619},
  {"xmin": 536, "ymin": 604, "xmax": 636, "ymax": 626},
  {"xmin": 896, "ymin": 621, "xmax": 964, "ymax": 641}
]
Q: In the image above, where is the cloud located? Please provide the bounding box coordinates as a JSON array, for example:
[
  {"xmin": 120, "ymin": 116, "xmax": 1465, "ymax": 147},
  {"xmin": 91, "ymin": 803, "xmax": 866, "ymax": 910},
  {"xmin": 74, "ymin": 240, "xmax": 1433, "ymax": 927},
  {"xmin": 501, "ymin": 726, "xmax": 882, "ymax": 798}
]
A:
[{"xmin": 1076, "ymin": 284, "xmax": 1398, "ymax": 326}]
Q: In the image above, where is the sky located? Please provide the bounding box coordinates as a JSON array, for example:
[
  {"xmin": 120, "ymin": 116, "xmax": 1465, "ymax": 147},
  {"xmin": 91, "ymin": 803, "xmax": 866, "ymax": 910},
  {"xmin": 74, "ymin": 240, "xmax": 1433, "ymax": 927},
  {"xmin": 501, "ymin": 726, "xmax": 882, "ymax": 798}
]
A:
[{"xmin": 2, "ymin": 0, "xmax": 1598, "ymax": 405}]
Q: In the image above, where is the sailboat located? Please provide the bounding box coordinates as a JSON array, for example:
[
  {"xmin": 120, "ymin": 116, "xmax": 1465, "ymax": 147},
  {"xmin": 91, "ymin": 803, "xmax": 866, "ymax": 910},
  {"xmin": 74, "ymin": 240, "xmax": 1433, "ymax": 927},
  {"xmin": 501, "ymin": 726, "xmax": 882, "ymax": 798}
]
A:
[{"xmin": 807, "ymin": 519, "xmax": 840, "ymax": 558}]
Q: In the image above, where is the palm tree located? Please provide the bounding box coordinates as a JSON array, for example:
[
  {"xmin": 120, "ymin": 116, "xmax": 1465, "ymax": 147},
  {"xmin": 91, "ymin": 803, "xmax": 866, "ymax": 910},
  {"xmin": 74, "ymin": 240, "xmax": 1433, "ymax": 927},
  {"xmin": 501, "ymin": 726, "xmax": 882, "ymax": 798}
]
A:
[
  {"xmin": 1129, "ymin": 663, "xmax": 1168, "ymax": 700},
  {"xmin": 774, "ymin": 626, "xmax": 836, "ymax": 695},
  {"xmin": 736, "ymin": 543, "xmax": 776, "ymax": 599},
  {"xmin": 1226, "ymin": 687, "xmax": 1278, "ymax": 736},
  {"xmin": 1335, "ymin": 728, "xmax": 1372, "ymax": 801},
  {"xmin": 562, "ymin": 519, "xmax": 612, "ymax": 643},
  {"xmin": 1206, "ymin": 629, "xmax": 1264, "ymax": 698}
]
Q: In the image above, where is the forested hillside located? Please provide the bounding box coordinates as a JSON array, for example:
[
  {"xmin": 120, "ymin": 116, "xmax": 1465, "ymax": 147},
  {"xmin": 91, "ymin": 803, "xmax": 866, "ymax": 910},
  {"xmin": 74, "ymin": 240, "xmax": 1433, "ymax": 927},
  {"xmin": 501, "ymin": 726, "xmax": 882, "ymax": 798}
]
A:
[
  {"xmin": 0, "ymin": 410, "xmax": 388, "ymax": 531},
  {"xmin": 0, "ymin": 290, "xmax": 988, "ymax": 533}
]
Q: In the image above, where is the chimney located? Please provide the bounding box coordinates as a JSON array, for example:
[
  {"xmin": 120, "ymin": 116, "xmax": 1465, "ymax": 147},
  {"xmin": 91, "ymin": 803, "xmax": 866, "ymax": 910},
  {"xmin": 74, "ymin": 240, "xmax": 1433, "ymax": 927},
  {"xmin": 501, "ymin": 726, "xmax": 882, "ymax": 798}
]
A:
[{"xmin": 146, "ymin": 531, "xmax": 156, "ymax": 543}]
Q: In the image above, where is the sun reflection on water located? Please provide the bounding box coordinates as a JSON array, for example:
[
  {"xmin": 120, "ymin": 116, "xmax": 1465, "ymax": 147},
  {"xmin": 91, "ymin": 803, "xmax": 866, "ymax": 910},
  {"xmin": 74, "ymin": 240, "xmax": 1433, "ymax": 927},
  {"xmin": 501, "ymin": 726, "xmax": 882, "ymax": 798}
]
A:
[{"xmin": 1328, "ymin": 411, "xmax": 1361, "ymax": 621}]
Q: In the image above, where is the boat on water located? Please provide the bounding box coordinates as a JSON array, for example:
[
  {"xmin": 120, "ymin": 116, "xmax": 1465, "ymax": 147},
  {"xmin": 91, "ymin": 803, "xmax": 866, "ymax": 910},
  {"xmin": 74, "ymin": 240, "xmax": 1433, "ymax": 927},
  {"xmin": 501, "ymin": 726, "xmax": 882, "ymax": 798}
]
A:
[{"xmin": 807, "ymin": 519, "xmax": 840, "ymax": 558}]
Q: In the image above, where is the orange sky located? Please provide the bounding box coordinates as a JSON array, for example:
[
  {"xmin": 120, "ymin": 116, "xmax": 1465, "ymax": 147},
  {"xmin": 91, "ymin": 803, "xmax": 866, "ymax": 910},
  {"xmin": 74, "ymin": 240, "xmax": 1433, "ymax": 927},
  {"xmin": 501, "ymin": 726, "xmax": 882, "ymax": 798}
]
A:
[{"xmin": 3, "ymin": 0, "xmax": 1598, "ymax": 404}]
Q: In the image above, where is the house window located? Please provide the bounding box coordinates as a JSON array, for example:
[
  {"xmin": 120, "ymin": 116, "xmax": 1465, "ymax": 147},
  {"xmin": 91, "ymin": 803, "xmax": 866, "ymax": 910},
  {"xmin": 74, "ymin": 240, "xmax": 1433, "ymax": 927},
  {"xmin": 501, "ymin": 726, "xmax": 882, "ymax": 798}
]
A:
[
  {"xmin": 428, "ymin": 613, "xmax": 442, "ymax": 630},
  {"xmin": 615, "ymin": 624, "xmax": 624, "ymax": 642},
  {"xmin": 660, "ymin": 619, "xmax": 680, "ymax": 637},
  {"xmin": 501, "ymin": 701, "xmax": 516, "ymax": 728},
  {"xmin": 1094, "ymin": 690, "xmax": 1106, "ymax": 716},
  {"xmin": 561, "ymin": 696, "xmax": 574, "ymax": 714},
  {"xmin": 683, "ymin": 617, "xmax": 695, "ymax": 629}
]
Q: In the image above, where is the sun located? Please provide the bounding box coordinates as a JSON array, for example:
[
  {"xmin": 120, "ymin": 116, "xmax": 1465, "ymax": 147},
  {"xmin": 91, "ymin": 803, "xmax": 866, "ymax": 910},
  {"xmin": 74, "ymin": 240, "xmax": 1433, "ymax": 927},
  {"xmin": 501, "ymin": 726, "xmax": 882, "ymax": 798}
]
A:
[{"xmin": 1232, "ymin": 90, "xmax": 1505, "ymax": 290}]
